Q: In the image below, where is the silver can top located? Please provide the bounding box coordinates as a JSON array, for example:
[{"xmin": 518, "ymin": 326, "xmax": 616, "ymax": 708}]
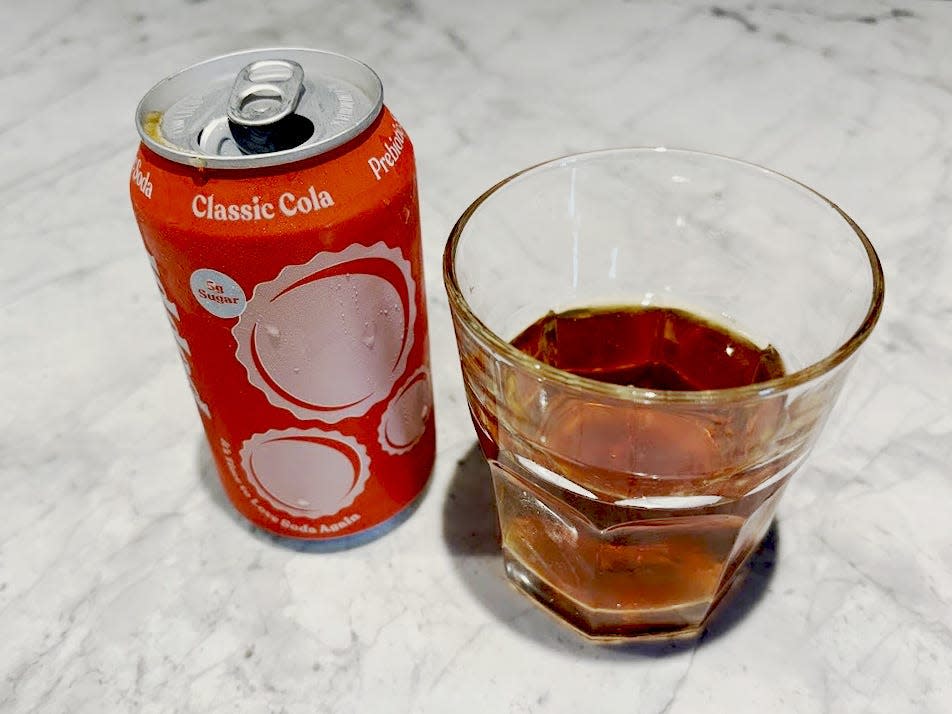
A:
[{"xmin": 136, "ymin": 48, "xmax": 384, "ymax": 169}]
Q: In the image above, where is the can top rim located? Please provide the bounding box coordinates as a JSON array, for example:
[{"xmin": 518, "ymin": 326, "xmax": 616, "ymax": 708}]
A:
[{"xmin": 135, "ymin": 47, "xmax": 384, "ymax": 170}]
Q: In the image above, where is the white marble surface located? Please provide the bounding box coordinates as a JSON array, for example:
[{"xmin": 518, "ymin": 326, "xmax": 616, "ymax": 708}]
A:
[{"xmin": 2, "ymin": 0, "xmax": 951, "ymax": 711}]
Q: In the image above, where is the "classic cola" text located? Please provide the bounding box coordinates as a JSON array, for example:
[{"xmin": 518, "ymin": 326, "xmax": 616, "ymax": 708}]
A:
[{"xmin": 191, "ymin": 186, "xmax": 335, "ymax": 221}]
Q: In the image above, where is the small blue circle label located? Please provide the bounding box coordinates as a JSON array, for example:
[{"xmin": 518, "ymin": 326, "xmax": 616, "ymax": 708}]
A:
[{"xmin": 190, "ymin": 268, "xmax": 246, "ymax": 318}]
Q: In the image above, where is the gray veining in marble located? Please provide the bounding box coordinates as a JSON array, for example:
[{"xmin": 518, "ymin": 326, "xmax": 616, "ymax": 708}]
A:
[{"xmin": 1, "ymin": 0, "xmax": 951, "ymax": 712}]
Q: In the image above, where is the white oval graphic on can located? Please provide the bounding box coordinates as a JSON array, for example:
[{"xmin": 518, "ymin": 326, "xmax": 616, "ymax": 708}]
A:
[
  {"xmin": 378, "ymin": 367, "xmax": 432, "ymax": 455},
  {"xmin": 233, "ymin": 242, "xmax": 416, "ymax": 422},
  {"xmin": 191, "ymin": 268, "xmax": 247, "ymax": 318},
  {"xmin": 240, "ymin": 428, "xmax": 370, "ymax": 518}
]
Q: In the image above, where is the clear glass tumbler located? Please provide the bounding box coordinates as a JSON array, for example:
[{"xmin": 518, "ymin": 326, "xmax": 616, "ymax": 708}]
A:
[{"xmin": 443, "ymin": 148, "xmax": 884, "ymax": 640}]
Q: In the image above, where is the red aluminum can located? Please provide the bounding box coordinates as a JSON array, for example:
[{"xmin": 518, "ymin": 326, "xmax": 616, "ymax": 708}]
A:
[{"xmin": 129, "ymin": 49, "xmax": 435, "ymax": 540}]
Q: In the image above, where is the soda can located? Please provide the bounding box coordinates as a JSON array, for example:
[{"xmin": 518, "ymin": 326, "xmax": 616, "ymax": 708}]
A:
[{"xmin": 129, "ymin": 48, "xmax": 435, "ymax": 540}]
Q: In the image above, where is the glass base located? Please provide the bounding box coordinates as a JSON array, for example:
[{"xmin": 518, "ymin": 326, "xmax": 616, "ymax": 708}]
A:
[
  {"xmin": 503, "ymin": 552, "xmax": 714, "ymax": 642},
  {"xmin": 490, "ymin": 454, "xmax": 788, "ymax": 642}
]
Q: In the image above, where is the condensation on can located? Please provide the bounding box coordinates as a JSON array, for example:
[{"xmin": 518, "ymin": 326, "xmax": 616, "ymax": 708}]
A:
[{"xmin": 129, "ymin": 48, "xmax": 435, "ymax": 542}]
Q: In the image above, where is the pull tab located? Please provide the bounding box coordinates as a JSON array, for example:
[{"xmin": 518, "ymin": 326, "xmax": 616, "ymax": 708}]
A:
[
  {"xmin": 227, "ymin": 60, "xmax": 305, "ymax": 127},
  {"xmin": 225, "ymin": 59, "xmax": 314, "ymax": 154}
]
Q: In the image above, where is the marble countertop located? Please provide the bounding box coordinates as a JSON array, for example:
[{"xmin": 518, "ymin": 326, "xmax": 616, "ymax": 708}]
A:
[{"xmin": 3, "ymin": 0, "xmax": 951, "ymax": 711}]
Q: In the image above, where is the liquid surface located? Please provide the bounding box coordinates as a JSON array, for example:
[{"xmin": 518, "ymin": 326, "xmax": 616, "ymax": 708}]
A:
[
  {"xmin": 511, "ymin": 305, "xmax": 785, "ymax": 390},
  {"xmin": 489, "ymin": 305, "xmax": 790, "ymax": 638}
]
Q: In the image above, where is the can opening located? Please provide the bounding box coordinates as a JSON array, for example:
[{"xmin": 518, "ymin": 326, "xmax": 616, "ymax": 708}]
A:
[{"xmin": 228, "ymin": 114, "xmax": 315, "ymax": 154}]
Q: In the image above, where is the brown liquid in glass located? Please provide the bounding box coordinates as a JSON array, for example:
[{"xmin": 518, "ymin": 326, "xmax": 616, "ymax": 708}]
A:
[
  {"xmin": 511, "ymin": 305, "xmax": 784, "ymax": 390},
  {"xmin": 494, "ymin": 306, "xmax": 788, "ymax": 638}
]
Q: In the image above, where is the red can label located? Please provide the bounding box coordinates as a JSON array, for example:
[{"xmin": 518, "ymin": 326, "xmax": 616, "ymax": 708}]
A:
[{"xmin": 130, "ymin": 110, "xmax": 435, "ymax": 539}]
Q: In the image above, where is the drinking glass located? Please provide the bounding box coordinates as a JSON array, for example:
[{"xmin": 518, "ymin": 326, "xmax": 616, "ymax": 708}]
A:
[{"xmin": 443, "ymin": 148, "xmax": 884, "ymax": 640}]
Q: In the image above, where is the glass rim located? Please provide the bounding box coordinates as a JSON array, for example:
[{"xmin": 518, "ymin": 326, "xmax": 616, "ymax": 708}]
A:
[{"xmin": 443, "ymin": 147, "xmax": 885, "ymax": 404}]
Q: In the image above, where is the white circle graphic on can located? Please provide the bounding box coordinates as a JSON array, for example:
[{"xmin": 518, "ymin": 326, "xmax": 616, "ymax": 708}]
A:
[
  {"xmin": 233, "ymin": 242, "xmax": 416, "ymax": 422},
  {"xmin": 190, "ymin": 268, "xmax": 247, "ymax": 318},
  {"xmin": 378, "ymin": 367, "xmax": 432, "ymax": 455},
  {"xmin": 240, "ymin": 427, "xmax": 370, "ymax": 518}
]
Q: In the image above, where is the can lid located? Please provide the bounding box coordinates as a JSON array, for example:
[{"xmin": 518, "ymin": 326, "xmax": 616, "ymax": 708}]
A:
[{"xmin": 136, "ymin": 48, "xmax": 384, "ymax": 169}]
